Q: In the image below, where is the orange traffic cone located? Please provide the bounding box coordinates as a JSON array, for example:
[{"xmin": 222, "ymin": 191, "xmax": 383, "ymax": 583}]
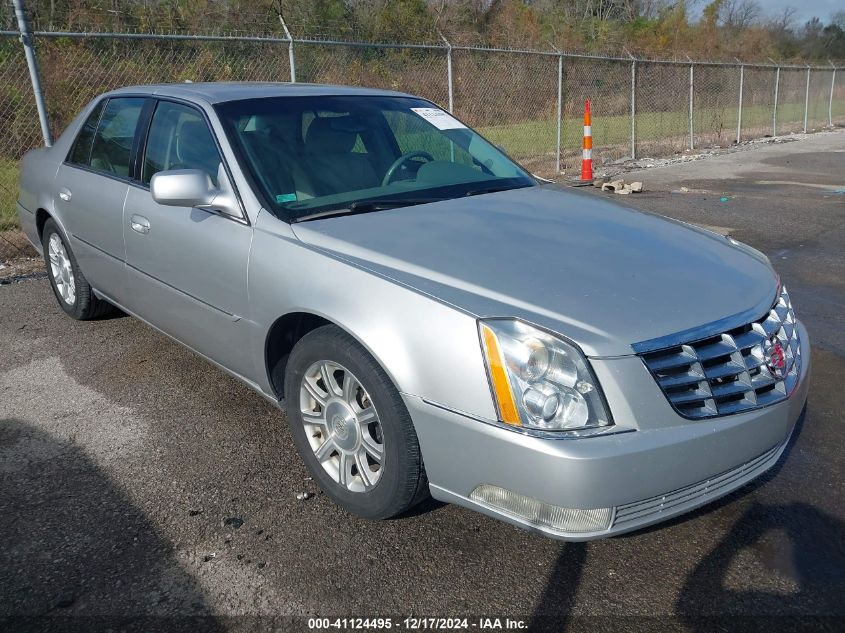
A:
[{"xmin": 581, "ymin": 100, "xmax": 593, "ymax": 181}]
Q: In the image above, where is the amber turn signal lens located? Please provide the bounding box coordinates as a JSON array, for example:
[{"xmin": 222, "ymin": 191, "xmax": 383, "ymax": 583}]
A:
[{"xmin": 480, "ymin": 323, "xmax": 521, "ymax": 425}]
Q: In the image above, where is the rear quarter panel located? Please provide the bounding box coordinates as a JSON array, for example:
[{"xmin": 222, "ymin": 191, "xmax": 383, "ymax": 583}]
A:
[
  {"xmin": 16, "ymin": 97, "xmax": 93, "ymax": 253},
  {"xmin": 16, "ymin": 147, "xmax": 61, "ymax": 253}
]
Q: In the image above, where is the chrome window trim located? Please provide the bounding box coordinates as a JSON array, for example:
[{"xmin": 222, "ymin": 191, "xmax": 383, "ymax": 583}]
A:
[{"xmin": 61, "ymin": 161, "xmax": 135, "ymax": 187}]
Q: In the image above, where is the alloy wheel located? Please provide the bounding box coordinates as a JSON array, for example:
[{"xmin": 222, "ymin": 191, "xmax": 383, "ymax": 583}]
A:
[
  {"xmin": 48, "ymin": 233, "xmax": 76, "ymax": 305},
  {"xmin": 299, "ymin": 360, "xmax": 385, "ymax": 493}
]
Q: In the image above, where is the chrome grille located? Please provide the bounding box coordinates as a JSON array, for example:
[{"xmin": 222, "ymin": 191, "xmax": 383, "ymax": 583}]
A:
[{"xmin": 639, "ymin": 286, "xmax": 801, "ymax": 419}]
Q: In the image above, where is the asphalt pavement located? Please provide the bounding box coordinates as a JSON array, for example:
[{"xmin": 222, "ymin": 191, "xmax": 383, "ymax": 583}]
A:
[{"xmin": 2, "ymin": 130, "xmax": 844, "ymax": 632}]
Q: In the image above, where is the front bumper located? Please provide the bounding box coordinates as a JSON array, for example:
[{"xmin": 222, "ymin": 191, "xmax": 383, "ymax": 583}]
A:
[{"xmin": 407, "ymin": 321, "xmax": 810, "ymax": 540}]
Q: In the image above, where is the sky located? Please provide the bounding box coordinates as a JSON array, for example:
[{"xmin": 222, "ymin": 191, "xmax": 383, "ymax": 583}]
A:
[
  {"xmin": 690, "ymin": 0, "xmax": 844, "ymax": 25},
  {"xmin": 759, "ymin": 0, "xmax": 843, "ymax": 24}
]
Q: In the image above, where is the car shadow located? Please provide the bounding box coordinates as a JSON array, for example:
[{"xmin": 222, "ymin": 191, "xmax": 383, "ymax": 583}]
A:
[
  {"xmin": 670, "ymin": 402, "xmax": 845, "ymax": 628},
  {"xmin": 676, "ymin": 501, "xmax": 845, "ymax": 628},
  {"xmin": 95, "ymin": 307, "xmax": 129, "ymax": 320},
  {"xmin": 396, "ymin": 495, "xmax": 446, "ymax": 518},
  {"xmin": 527, "ymin": 542, "xmax": 587, "ymax": 632},
  {"xmin": 0, "ymin": 419, "xmax": 224, "ymax": 632}
]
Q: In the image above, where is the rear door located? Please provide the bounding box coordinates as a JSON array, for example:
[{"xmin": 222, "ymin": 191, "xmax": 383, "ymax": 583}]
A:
[
  {"xmin": 55, "ymin": 96, "xmax": 146, "ymax": 299},
  {"xmin": 122, "ymin": 99, "xmax": 254, "ymax": 379}
]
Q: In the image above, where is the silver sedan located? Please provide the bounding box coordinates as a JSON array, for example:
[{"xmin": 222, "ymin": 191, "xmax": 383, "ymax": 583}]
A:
[{"xmin": 16, "ymin": 83, "xmax": 810, "ymax": 540}]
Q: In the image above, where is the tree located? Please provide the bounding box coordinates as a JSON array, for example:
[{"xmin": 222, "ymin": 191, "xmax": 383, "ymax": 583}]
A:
[{"xmin": 720, "ymin": 0, "xmax": 760, "ymax": 30}]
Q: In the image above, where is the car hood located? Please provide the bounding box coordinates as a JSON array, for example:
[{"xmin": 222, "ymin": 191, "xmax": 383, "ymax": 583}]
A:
[{"xmin": 291, "ymin": 185, "xmax": 778, "ymax": 357}]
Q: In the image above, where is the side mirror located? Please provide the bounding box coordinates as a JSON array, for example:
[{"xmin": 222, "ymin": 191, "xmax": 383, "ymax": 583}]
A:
[
  {"xmin": 150, "ymin": 167, "xmax": 242, "ymax": 219},
  {"xmin": 150, "ymin": 169, "xmax": 215, "ymax": 207}
]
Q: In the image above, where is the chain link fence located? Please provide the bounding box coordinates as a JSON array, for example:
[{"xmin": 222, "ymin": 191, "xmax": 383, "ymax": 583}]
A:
[
  {"xmin": 454, "ymin": 48, "xmax": 559, "ymax": 175},
  {"xmin": 1, "ymin": 27, "xmax": 844, "ymax": 262},
  {"xmin": 295, "ymin": 42, "xmax": 447, "ymax": 106}
]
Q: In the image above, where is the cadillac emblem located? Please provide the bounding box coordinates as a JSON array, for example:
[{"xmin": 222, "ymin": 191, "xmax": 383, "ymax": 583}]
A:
[{"xmin": 763, "ymin": 334, "xmax": 790, "ymax": 379}]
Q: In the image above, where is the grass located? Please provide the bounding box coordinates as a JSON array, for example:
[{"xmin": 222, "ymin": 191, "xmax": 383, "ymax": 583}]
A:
[
  {"xmin": 479, "ymin": 100, "xmax": 816, "ymax": 160},
  {"xmin": 0, "ymin": 158, "xmax": 20, "ymax": 231}
]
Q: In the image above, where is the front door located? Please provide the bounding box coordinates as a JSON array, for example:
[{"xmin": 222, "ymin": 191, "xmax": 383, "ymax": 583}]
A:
[{"xmin": 123, "ymin": 99, "xmax": 254, "ymax": 379}]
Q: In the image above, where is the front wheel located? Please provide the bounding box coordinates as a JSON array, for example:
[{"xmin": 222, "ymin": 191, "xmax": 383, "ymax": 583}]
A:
[
  {"xmin": 284, "ymin": 325, "xmax": 428, "ymax": 519},
  {"xmin": 41, "ymin": 218, "xmax": 113, "ymax": 320}
]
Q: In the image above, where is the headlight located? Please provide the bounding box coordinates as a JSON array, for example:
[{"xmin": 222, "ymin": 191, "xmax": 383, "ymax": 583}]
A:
[{"xmin": 479, "ymin": 319, "xmax": 612, "ymax": 432}]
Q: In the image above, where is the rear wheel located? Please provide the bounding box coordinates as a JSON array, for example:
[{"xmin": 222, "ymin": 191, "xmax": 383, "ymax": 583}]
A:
[
  {"xmin": 284, "ymin": 325, "xmax": 428, "ymax": 519},
  {"xmin": 41, "ymin": 218, "xmax": 113, "ymax": 320}
]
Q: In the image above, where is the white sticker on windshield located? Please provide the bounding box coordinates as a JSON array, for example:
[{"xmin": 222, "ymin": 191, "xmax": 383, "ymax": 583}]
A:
[{"xmin": 411, "ymin": 107, "xmax": 467, "ymax": 130}]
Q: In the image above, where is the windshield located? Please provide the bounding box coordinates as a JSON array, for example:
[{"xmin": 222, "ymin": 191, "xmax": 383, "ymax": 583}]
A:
[{"xmin": 214, "ymin": 95, "xmax": 535, "ymax": 221}]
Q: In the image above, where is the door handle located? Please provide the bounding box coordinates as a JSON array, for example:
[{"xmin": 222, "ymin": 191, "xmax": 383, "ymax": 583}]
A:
[
  {"xmin": 58, "ymin": 187, "xmax": 72, "ymax": 202},
  {"xmin": 130, "ymin": 214, "xmax": 150, "ymax": 235}
]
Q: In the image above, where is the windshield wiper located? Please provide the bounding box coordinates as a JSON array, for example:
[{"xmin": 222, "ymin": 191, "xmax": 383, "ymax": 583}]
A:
[
  {"xmin": 292, "ymin": 198, "xmax": 442, "ymax": 223},
  {"xmin": 464, "ymin": 184, "xmax": 525, "ymax": 197}
]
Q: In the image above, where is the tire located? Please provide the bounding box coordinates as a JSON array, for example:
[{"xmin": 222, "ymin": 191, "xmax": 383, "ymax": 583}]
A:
[
  {"xmin": 41, "ymin": 218, "xmax": 114, "ymax": 320},
  {"xmin": 284, "ymin": 325, "xmax": 429, "ymax": 519}
]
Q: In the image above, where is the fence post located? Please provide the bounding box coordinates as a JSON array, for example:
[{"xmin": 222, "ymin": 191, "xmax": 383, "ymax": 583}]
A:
[
  {"xmin": 12, "ymin": 0, "xmax": 52, "ymax": 146},
  {"xmin": 736, "ymin": 62, "xmax": 744, "ymax": 144},
  {"xmin": 803, "ymin": 66, "xmax": 811, "ymax": 133},
  {"xmin": 627, "ymin": 51, "xmax": 636, "ymax": 160},
  {"xmin": 278, "ymin": 14, "xmax": 296, "ymax": 82},
  {"xmin": 556, "ymin": 53, "xmax": 563, "ymax": 174},
  {"xmin": 830, "ymin": 61, "xmax": 837, "ymax": 127},
  {"xmin": 687, "ymin": 57, "xmax": 694, "ymax": 150},
  {"xmin": 439, "ymin": 31, "xmax": 454, "ymax": 113},
  {"xmin": 773, "ymin": 66, "xmax": 780, "ymax": 136}
]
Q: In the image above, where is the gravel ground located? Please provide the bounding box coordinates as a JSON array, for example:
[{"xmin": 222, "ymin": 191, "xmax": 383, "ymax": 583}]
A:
[{"xmin": 1, "ymin": 130, "xmax": 844, "ymax": 632}]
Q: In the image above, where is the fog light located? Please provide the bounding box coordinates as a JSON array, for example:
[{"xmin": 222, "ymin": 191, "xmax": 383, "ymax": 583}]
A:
[{"xmin": 470, "ymin": 484, "xmax": 613, "ymax": 534}]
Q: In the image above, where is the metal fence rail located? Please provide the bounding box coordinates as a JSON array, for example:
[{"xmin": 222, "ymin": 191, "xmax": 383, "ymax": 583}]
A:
[{"xmin": 1, "ymin": 21, "xmax": 844, "ymax": 259}]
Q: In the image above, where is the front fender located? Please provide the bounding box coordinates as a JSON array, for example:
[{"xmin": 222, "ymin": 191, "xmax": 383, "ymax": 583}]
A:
[{"xmin": 247, "ymin": 215, "xmax": 497, "ymax": 422}]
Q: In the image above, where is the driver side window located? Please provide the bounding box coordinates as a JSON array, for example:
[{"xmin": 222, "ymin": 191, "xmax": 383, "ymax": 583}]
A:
[{"xmin": 142, "ymin": 101, "xmax": 221, "ymax": 186}]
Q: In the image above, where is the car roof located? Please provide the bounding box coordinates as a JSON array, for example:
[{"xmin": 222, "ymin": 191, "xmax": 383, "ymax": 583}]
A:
[{"xmin": 105, "ymin": 81, "xmax": 415, "ymax": 105}]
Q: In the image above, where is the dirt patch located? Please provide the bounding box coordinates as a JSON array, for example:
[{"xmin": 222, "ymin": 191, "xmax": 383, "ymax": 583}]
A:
[
  {"xmin": 0, "ymin": 229, "xmax": 41, "ymax": 282},
  {"xmin": 0, "ymin": 256, "xmax": 44, "ymax": 283},
  {"xmin": 0, "ymin": 229, "xmax": 37, "ymax": 264}
]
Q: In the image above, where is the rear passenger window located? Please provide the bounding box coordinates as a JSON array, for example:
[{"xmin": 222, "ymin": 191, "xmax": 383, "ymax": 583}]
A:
[
  {"xmin": 67, "ymin": 99, "xmax": 105, "ymax": 166},
  {"xmin": 142, "ymin": 101, "xmax": 222, "ymax": 186},
  {"xmin": 87, "ymin": 97, "xmax": 145, "ymax": 178}
]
